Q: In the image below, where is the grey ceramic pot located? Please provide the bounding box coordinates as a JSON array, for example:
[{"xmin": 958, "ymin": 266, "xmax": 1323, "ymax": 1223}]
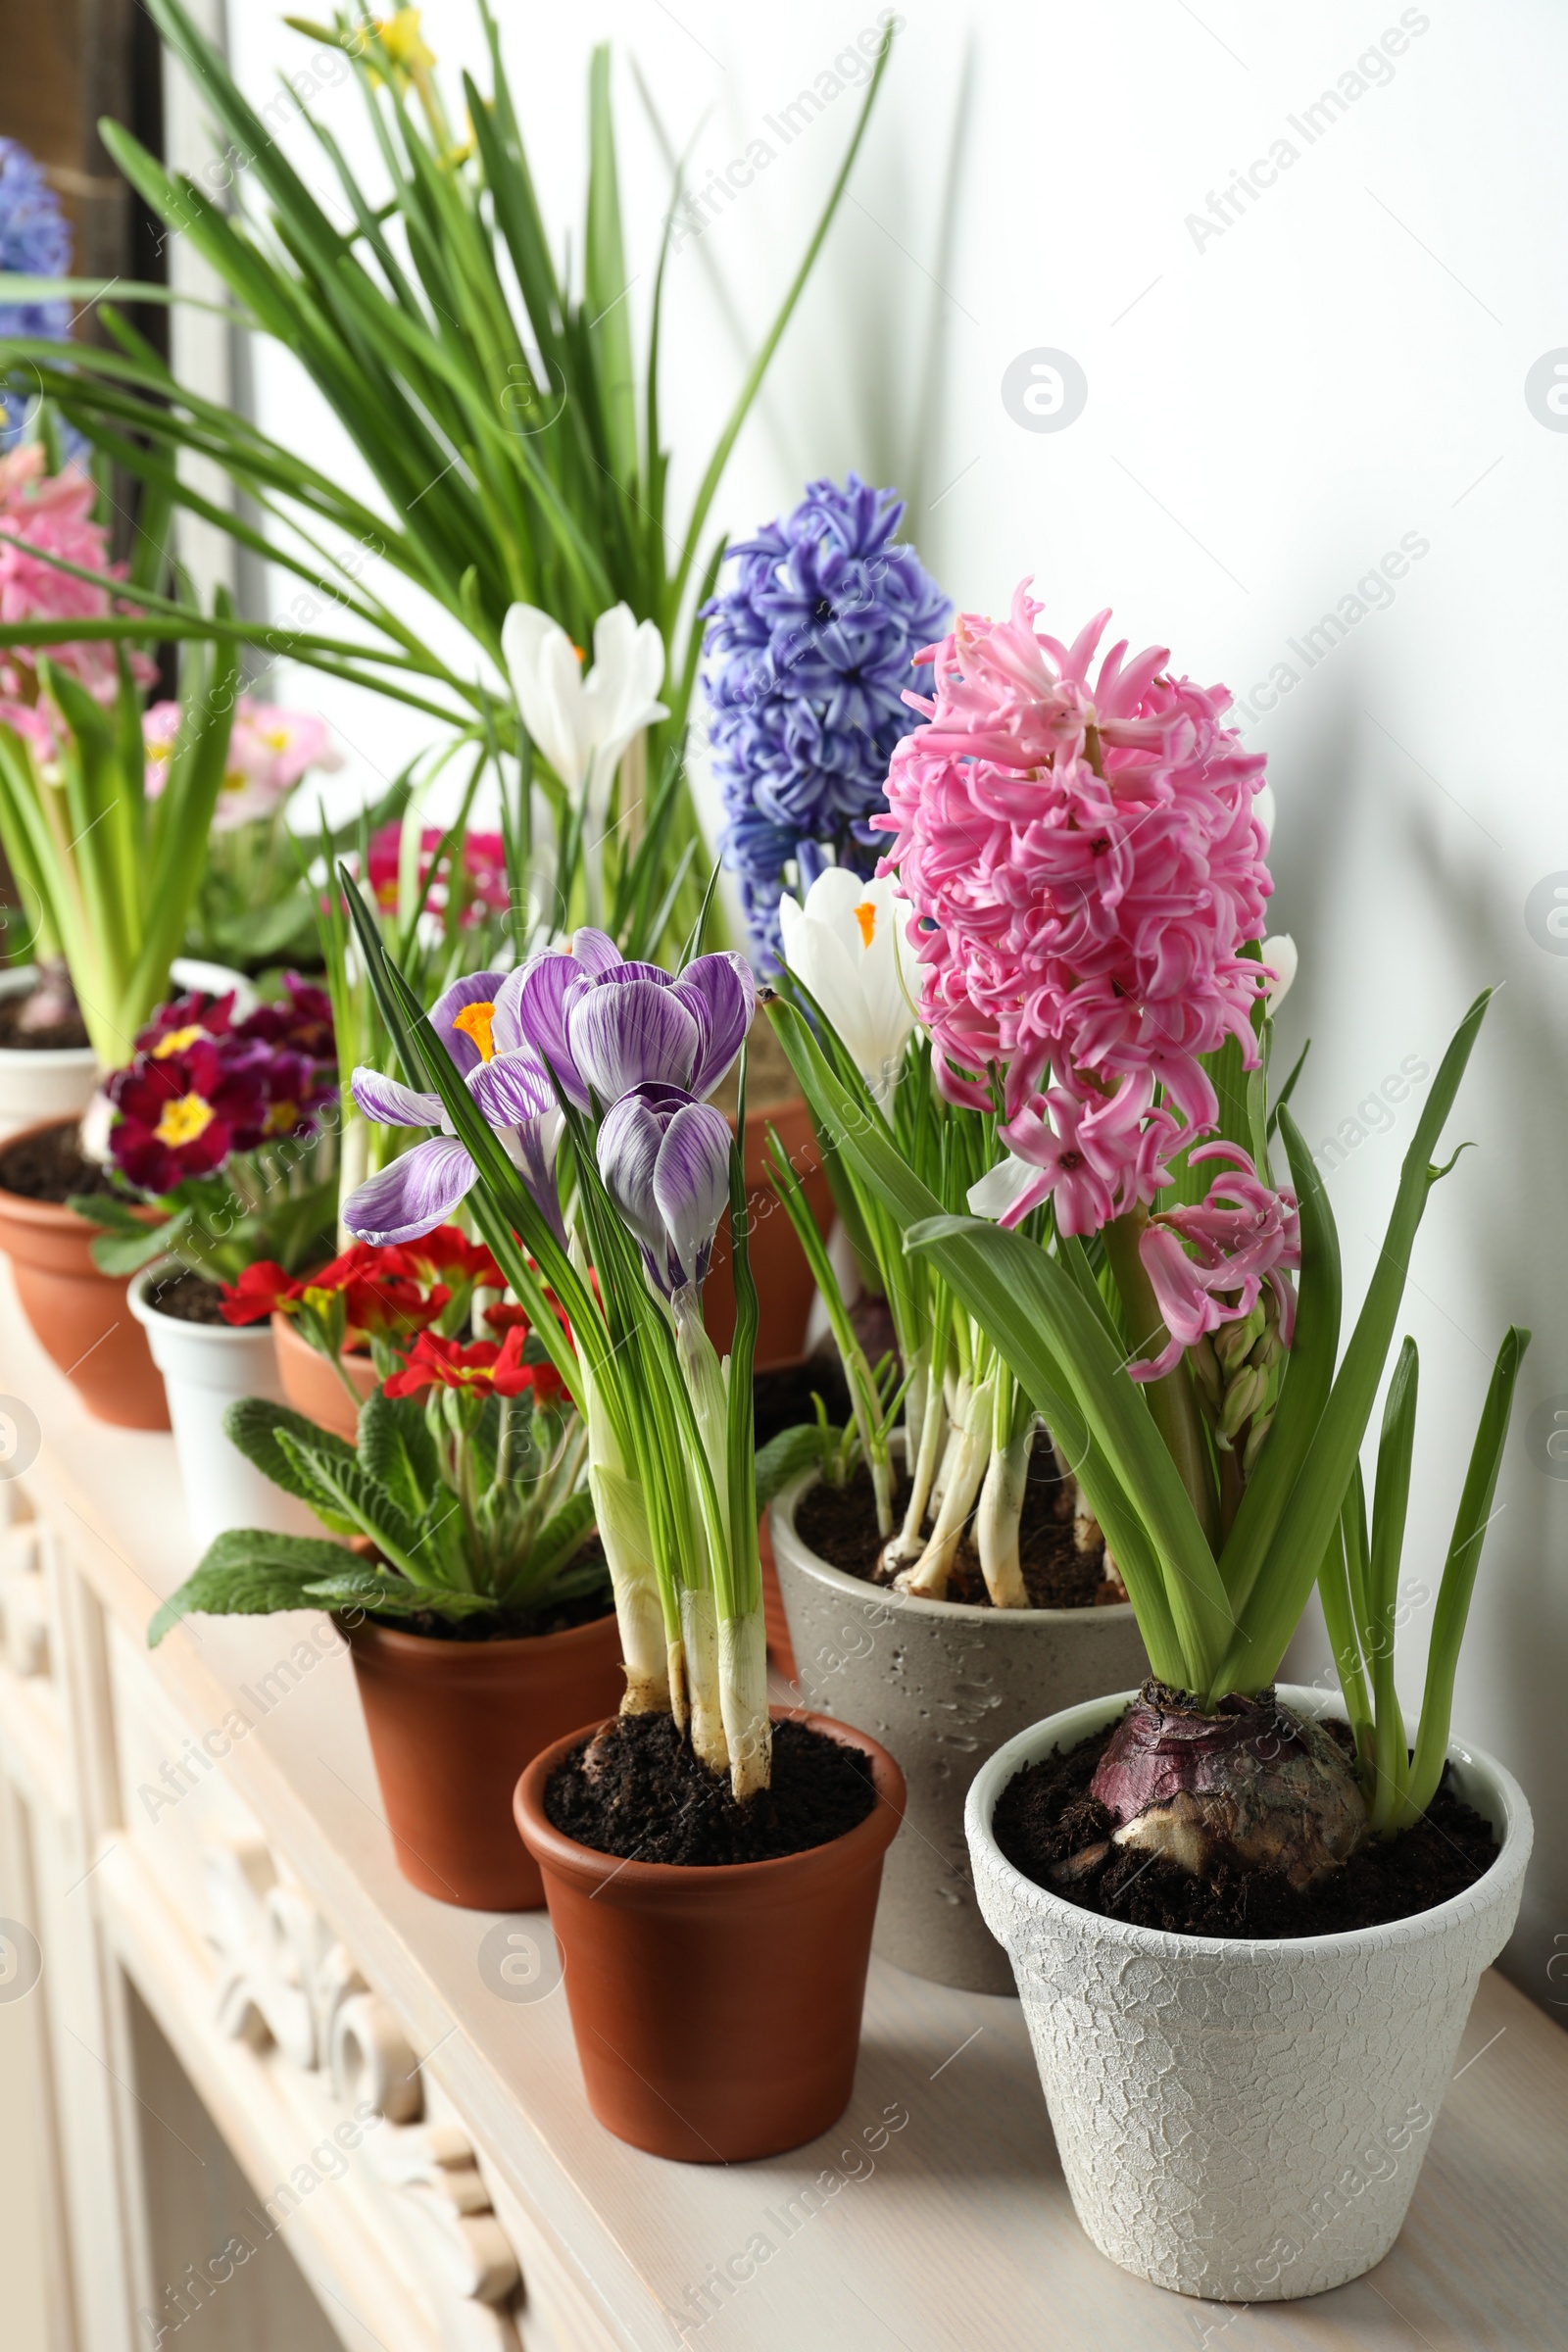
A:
[{"xmin": 770, "ymin": 1468, "xmax": 1149, "ymax": 1993}]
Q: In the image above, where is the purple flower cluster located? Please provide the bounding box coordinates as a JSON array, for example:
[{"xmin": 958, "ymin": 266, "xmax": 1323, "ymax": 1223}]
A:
[
  {"xmin": 106, "ymin": 978, "xmax": 338, "ymax": 1197},
  {"xmin": 701, "ymin": 473, "xmax": 951, "ymax": 967},
  {"xmin": 344, "ymin": 933, "xmax": 752, "ymax": 1306},
  {"xmin": 0, "ymin": 139, "xmax": 73, "ymax": 452}
]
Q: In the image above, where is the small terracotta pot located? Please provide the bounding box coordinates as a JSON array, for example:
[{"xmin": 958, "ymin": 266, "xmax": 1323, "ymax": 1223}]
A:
[
  {"xmin": 0, "ymin": 1121, "xmax": 168, "ymax": 1429},
  {"xmin": 272, "ymin": 1311, "xmax": 376, "ymax": 1443},
  {"xmin": 514, "ymin": 1708, "xmax": 906, "ymax": 2161},
  {"xmin": 704, "ymin": 1097, "xmax": 831, "ymax": 1371},
  {"xmin": 343, "ymin": 1609, "xmax": 626, "ymax": 1909}
]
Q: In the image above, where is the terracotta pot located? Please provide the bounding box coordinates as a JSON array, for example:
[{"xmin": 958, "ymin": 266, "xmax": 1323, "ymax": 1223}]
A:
[
  {"xmin": 703, "ymin": 1096, "xmax": 831, "ymax": 1371},
  {"xmin": 272, "ymin": 1311, "xmax": 376, "ymax": 1443},
  {"xmin": 343, "ymin": 1609, "xmax": 626, "ymax": 1909},
  {"xmin": 514, "ymin": 1708, "xmax": 906, "ymax": 2161},
  {"xmin": 0, "ymin": 1121, "xmax": 168, "ymax": 1428}
]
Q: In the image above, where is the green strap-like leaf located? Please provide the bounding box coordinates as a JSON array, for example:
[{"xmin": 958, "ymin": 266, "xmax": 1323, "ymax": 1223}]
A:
[
  {"xmin": 1400, "ymin": 1323, "xmax": 1529, "ymax": 1822},
  {"xmin": 1212, "ymin": 988, "xmax": 1494, "ymax": 1698},
  {"xmin": 769, "ymin": 1003, "xmax": 1202, "ymax": 1682},
  {"xmin": 1215, "ymin": 1104, "xmax": 1342, "ymax": 1614},
  {"xmin": 1366, "ymin": 1337, "xmax": 1420, "ymax": 1825},
  {"xmin": 585, "ymin": 45, "xmax": 638, "ymax": 488}
]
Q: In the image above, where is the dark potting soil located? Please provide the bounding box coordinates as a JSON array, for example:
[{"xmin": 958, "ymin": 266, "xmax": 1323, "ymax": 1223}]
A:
[
  {"xmin": 544, "ymin": 1710, "xmax": 878, "ymax": 1865},
  {"xmin": 0, "ymin": 995, "xmax": 90, "ymax": 1053},
  {"xmin": 146, "ymin": 1267, "xmax": 229, "ymax": 1325},
  {"xmin": 0, "ymin": 1120, "xmax": 117, "ymax": 1204},
  {"xmin": 993, "ymin": 1704, "xmax": 1500, "ymax": 1937},
  {"xmin": 795, "ymin": 1448, "xmax": 1122, "ymax": 1609},
  {"xmin": 753, "ymin": 1351, "xmax": 852, "ymax": 1449}
]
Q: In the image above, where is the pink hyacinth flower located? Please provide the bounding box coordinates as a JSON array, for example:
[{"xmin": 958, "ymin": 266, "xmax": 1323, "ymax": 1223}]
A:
[
  {"xmin": 0, "ymin": 446, "xmax": 156, "ymax": 710},
  {"xmin": 878, "ymin": 581, "xmax": 1274, "ymax": 1235},
  {"xmin": 1133, "ymin": 1143, "xmax": 1299, "ymax": 1380}
]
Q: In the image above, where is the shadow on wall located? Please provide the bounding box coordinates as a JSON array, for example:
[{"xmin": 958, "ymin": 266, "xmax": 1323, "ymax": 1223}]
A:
[
  {"xmin": 1405, "ymin": 786, "xmax": 1568, "ymax": 2027},
  {"xmin": 1251, "ymin": 648, "xmax": 1365, "ymax": 1140},
  {"xmin": 1239, "ymin": 670, "xmax": 1563, "ymax": 2027}
]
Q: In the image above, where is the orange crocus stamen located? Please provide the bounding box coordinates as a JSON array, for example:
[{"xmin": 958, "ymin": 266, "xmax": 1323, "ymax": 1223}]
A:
[
  {"xmin": 452, "ymin": 1000, "xmax": 498, "ymax": 1062},
  {"xmin": 854, "ymin": 900, "xmax": 877, "ymax": 950}
]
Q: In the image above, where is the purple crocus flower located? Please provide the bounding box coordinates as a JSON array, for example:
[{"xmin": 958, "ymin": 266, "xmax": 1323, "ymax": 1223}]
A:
[
  {"xmin": 496, "ymin": 927, "xmax": 755, "ymax": 1110},
  {"xmin": 341, "ymin": 931, "xmax": 755, "ymax": 1251},
  {"xmin": 341, "ymin": 968, "xmax": 565, "ymax": 1246},
  {"xmin": 597, "ymin": 1083, "xmax": 734, "ymax": 1299}
]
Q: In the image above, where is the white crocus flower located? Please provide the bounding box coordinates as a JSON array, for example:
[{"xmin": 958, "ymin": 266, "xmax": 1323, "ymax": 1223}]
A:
[
  {"xmin": 777, "ymin": 868, "xmax": 919, "ymax": 1115},
  {"xmin": 967, "ymin": 1152, "xmax": 1040, "ymax": 1222},
  {"xmin": 501, "ymin": 602, "xmax": 669, "ymax": 922},
  {"xmin": 1261, "ymin": 932, "xmax": 1298, "ymax": 1011}
]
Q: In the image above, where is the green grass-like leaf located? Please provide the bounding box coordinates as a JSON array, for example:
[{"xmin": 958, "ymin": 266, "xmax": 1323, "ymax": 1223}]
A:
[
  {"xmin": 1399, "ymin": 1323, "xmax": 1528, "ymax": 1824},
  {"xmin": 1210, "ymin": 988, "xmax": 1494, "ymax": 1699}
]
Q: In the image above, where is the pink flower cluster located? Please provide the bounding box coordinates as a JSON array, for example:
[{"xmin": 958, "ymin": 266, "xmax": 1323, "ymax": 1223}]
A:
[
  {"xmin": 877, "ymin": 585, "xmax": 1274, "ymax": 1232},
  {"xmin": 877, "ymin": 582, "xmax": 1298, "ymax": 1382},
  {"xmin": 366, "ymin": 821, "xmax": 509, "ymax": 926},
  {"xmin": 143, "ymin": 695, "xmax": 342, "ymax": 829},
  {"xmin": 0, "ymin": 447, "xmax": 154, "ymax": 747},
  {"xmin": 1138, "ymin": 1145, "xmax": 1299, "ymax": 1378}
]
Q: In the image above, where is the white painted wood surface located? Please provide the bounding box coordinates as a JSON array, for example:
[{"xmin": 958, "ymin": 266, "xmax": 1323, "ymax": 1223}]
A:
[{"xmin": 0, "ymin": 1262, "xmax": 1564, "ymax": 2352}]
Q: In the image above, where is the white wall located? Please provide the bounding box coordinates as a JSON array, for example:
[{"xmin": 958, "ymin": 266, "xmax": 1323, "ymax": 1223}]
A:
[
  {"xmin": 0, "ymin": 1991, "xmax": 49, "ymax": 2352},
  {"xmin": 214, "ymin": 0, "xmax": 1567, "ymax": 2011}
]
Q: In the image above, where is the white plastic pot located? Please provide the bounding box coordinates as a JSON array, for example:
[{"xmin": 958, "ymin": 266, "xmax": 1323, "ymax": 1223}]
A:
[
  {"xmin": 0, "ymin": 968, "xmax": 97, "ymax": 1141},
  {"xmin": 965, "ymin": 1683, "xmax": 1532, "ymax": 2302},
  {"xmin": 0, "ymin": 958, "xmax": 256, "ymax": 1145},
  {"xmin": 129, "ymin": 1264, "xmax": 318, "ymax": 1554}
]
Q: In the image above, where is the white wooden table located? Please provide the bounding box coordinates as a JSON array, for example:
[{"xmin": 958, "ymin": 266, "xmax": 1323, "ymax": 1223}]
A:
[{"xmin": 0, "ymin": 1265, "xmax": 1564, "ymax": 2352}]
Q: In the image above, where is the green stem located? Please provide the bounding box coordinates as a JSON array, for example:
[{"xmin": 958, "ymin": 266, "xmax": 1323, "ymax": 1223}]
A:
[{"xmin": 1103, "ymin": 1207, "xmax": 1220, "ymax": 1559}]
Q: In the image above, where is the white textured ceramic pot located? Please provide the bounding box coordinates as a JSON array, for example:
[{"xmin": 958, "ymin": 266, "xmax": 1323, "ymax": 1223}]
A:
[
  {"xmin": 0, "ymin": 968, "xmax": 97, "ymax": 1142},
  {"xmin": 965, "ymin": 1683, "xmax": 1533, "ymax": 2301},
  {"xmin": 0, "ymin": 956, "xmax": 257, "ymax": 1145},
  {"xmin": 770, "ymin": 1468, "xmax": 1149, "ymax": 1993},
  {"xmin": 129, "ymin": 1265, "xmax": 318, "ymax": 1553}
]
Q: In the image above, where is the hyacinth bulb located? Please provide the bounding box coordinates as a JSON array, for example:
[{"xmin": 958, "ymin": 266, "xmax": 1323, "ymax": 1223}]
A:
[{"xmin": 1084, "ymin": 1681, "xmax": 1367, "ymax": 1891}]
